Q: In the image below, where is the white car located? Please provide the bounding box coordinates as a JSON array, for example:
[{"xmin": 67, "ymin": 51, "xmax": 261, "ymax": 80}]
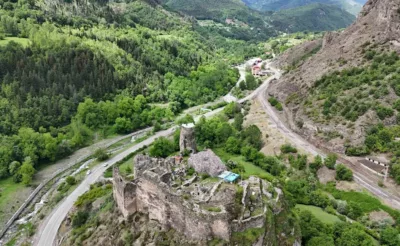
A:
[
  {"xmin": 86, "ymin": 170, "xmax": 91, "ymax": 175},
  {"xmin": 103, "ymin": 162, "xmax": 109, "ymax": 167}
]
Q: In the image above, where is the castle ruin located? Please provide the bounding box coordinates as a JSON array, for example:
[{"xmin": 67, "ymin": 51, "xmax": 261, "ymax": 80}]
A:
[
  {"xmin": 179, "ymin": 123, "xmax": 197, "ymax": 154},
  {"xmin": 112, "ymin": 151, "xmax": 283, "ymax": 242}
]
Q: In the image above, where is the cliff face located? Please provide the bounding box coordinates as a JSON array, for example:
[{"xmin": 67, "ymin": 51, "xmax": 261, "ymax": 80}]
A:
[
  {"xmin": 272, "ymin": 0, "xmax": 400, "ymax": 99},
  {"xmin": 269, "ymin": 0, "xmax": 400, "ymax": 150}
]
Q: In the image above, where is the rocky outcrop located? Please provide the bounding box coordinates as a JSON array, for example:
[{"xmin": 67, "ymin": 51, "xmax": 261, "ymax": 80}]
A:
[
  {"xmin": 188, "ymin": 149, "xmax": 227, "ymax": 177},
  {"xmin": 269, "ymin": 0, "xmax": 400, "ymax": 150}
]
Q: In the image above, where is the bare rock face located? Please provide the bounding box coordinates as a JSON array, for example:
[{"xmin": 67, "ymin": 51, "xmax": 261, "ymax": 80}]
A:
[
  {"xmin": 188, "ymin": 149, "xmax": 227, "ymax": 177},
  {"xmin": 272, "ymin": 0, "xmax": 400, "ymax": 101},
  {"xmin": 268, "ymin": 0, "xmax": 400, "ymax": 151}
]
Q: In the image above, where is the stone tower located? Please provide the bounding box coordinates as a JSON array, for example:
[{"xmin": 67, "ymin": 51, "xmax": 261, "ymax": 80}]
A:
[{"xmin": 179, "ymin": 123, "xmax": 197, "ymax": 154}]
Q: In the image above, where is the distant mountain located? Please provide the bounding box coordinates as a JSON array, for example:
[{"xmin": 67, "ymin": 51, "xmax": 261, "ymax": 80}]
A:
[
  {"xmin": 163, "ymin": 0, "xmax": 356, "ymax": 36},
  {"xmin": 270, "ymin": 3, "xmax": 356, "ymax": 32},
  {"xmin": 163, "ymin": 0, "xmax": 248, "ymax": 20},
  {"xmin": 242, "ymin": 0, "xmax": 367, "ymax": 15}
]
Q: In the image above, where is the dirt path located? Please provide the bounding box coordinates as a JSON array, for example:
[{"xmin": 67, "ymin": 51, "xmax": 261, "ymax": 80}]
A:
[{"xmin": 257, "ymin": 63, "xmax": 400, "ymax": 210}]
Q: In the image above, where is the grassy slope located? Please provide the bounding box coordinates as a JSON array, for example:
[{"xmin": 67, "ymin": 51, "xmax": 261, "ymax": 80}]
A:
[
  {"xmin": 0, "ymin": 37, "xmax": 30, "ymax": 47},
  {"xmin": 213, "ymin": 148, "xmax": 274, "ymax": 179},
  {"xmin": 271, "ymin": 3, "xmax": 355, "ymax": 32},
  {"xmin": 0, "ymin": 177, "xmax": 32, "ymax": 229},
  {"xmin": 295, "ymin": 204, "xmax": 341, "ymax": 224}
]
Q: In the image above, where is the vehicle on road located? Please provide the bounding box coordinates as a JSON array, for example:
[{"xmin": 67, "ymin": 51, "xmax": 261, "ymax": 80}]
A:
[
  {"xmin": 103, "ymin": 162, "xmax": 108, "ymax": 167},
  {"xmin": 86, "ymin": 170, "xmax": 91, "ymax": 175}
]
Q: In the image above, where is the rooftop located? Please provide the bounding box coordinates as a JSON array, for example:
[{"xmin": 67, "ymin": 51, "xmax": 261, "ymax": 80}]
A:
[{"xmin": 218, "ymin": 171, "xmax": 240, "ymax": 182}]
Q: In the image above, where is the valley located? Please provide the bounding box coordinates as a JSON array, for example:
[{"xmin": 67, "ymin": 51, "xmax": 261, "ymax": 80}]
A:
[{"xmin": 1, "ymin": 0, "xmax": 400, "ymax": 245}]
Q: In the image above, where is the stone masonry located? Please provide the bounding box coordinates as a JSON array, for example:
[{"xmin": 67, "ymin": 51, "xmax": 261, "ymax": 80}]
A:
[
  {"xmin": 112, "ymin": 153, "xmax": 277, "ymax": 242},
  {"xmin": 179, "ymin": 123, "xmax": 197, "ymax": 154}
]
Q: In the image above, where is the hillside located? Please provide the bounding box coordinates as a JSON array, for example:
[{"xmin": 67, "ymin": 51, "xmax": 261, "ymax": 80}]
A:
[
  {"xmin": 162, "ymin": 0, "xmax": 276, "ymax": 41},
  {"xmin": 243, "ymin": 0, "xmax": 367, "ymax": 15},
  {"xmin": 163, "ymin": 0, "xmax": 357, "ymax": 37},
  {"xmin": 269, "ymin": 0, "xmax": 400, "ymax": 181},
  {"xmin": 270, "ymin": 3, "xmax": 356, "ymax": 32}
]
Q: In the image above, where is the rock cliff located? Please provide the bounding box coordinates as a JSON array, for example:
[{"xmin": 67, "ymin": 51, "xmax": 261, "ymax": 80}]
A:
[{"xmin": 269, "ymin": 0, "xmax": 400, "ymax": 150}]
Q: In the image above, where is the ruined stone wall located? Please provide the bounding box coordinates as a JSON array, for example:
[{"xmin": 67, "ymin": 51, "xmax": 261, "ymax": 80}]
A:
[
  {"xmin": 134, "ymin": 154, "xmax": 175, "ymax": 178},
  {"xmin": 136, "ymin": 174, "xmax": 232, "ymax": 241},
  {"xmin": 232, "ymin": 214, "xmax": 266, "ymax": 232},
  {"xmin": 112, "ymin": 168, "xmax": 137, "ymax": 217},
  {"xmin": 179, "ymin": 125, "xmax": 197, "ymax": 153}
]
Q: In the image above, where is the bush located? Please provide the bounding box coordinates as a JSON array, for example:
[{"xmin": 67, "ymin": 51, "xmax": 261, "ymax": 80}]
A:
[
  {"xmin": 310, "ymin": 190, "xmax": 330, "ymax": 208},
  {"xmin": 65, "ymin": 176, "xmax": 76, "ymax": 186},
  {"xmin": 335, "ymin": 164, "xmax": 353, "ymax": 181},
  {"xmin": 324, "ymin": 153, "xmax": 337, "ymax": 169},
  {"xmin": 149, "ymin": 137, "xmax": 175, "ymax": 158},
  {"xmin": 346, "ymin": 201, "xmax": 363, "ymax": 219},
  {"xmin": 94, "ymin": 148, "xmax": 109, "ymax": 161},
  {"xmin": 268, "ymin": 97, "xmax": 279, "ymax": 106},
  {"xmin": 187, "ymin": 167, "xmax": 195, "ymax": 176},
  {"xmin": 280, "ymin": 144, "xmax": 298, "ymax": 154},
  {"xmin": 376, "ymin": 106, "xmax": 394, "ymax": 120},
  {"xmin": 72, "ymin": 211, "xmax": 89, "ymax": 228},
  {"xmin": 345, "ymin": 146, "xmax": 370, "ymax": 156}
]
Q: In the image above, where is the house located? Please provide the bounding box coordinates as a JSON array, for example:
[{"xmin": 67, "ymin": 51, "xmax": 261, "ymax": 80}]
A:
[
  {"xmin": 252, "ymin": 65, "xmax": 261, "ymax": 76},
  {"xmin": 225, "ymin": 18, "xmax": 234, "ymax": 25}
]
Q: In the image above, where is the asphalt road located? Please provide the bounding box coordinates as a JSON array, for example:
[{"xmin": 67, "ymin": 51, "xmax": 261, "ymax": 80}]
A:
[{"xmin": 34, "ymin": 127, "xmax": 176, "ymax": 246}]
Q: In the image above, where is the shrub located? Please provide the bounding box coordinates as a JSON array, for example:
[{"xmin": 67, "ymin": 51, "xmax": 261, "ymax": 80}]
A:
[
  {"xmin": 187, "ymin": 167, "xmax": 195, "ymax": 176},
  {"xmin": 345, "ymin": 146, "xmax": 370, "ymax": 156},
  {"xmin": 268, "ymin": 97, "xmax": 278, "ymax": 106},
  {"xmin": 72, "ymin": 211, "xmax": 89, "ymax": 228},
  {"xmin": 336, "ymin": 164, "xmax": 353, "ymax": 181},
  {"xmin": 346, "ymin": 201, "xmax": 363, "ymax": 219},
  {"xmin": 376, "ymin": 106, "xmax": 394, "ymax": 120},
  {"xmin": 65, "ymin": 176, "xmax": 76, "ymax": 186},
  {"xmin": 324, "ymin": 153, "xmax": 337, "ymax": 169},
  {"xmin": 149, "ymin": 137, "xmax": 175, "ymax": 158},
  {"xmin": 94, "ymin": 148, "xmax": 109, "ymax": 161},
  {"xmin": 275, "ymin": 102, "xmax": 283, "ymax": 111},
  {"xmin": 280, "ymin": 144, "xmax": 298, "ymax": 154},
  {"xmin": 310, "ymin": 190, "xmax": 330, "ymax": 208}
]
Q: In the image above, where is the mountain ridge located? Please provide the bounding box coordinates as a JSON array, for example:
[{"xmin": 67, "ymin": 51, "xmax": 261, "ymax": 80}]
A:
[
  {"xmin": 270, "ymin": 0, "xmax": 400, "ymax": 150},
  {"xmin": 242, "ymin": 0, "xmax": 367, "ymax": 15}
]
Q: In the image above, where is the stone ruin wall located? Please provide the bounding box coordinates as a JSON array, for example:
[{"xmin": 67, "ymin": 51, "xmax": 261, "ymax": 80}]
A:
[
  {"xmin": 232, "ymin": 214, "xmax": 266, "ymax": 232},
  {"xmin": 112, "ymin": 168, "xmax": 137, "ymax": 217},
  {"xmin": 113, "ymin": 157, "xmax": 233, "ymax": 241},
  {"xmin": 179, "ymin": 125, "xmax": 197, "ymax": 153},
  {"xmin": 136, "ymin": 175, "xmax": 232, "ymax": 241}
]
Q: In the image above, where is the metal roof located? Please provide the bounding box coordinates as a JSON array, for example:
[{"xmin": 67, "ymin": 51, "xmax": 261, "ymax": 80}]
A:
[{"xmin": 218, "ymin": 171, "xmax": 240, "ymax": 182}]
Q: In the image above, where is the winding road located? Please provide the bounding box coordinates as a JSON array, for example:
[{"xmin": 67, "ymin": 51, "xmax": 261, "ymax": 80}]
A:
[{"xmin": 257, "ymin": 63, "xmax": 400, "ymax": 210}]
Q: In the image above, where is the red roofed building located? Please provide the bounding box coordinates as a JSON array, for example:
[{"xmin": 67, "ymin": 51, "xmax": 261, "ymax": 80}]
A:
[{"xmin": 252, "ymin": 65, "xmax": 261, "ymax": 76}]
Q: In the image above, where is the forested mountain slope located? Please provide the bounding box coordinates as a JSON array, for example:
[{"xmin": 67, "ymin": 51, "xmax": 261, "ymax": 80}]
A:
[
  {"xmin": 270, "ymin": 3, "xmax": 356, "ymax": 32},
  {"xmin": 0, "ymin": 0, "xmax": 247, "ymax": 182},
  {"xmin": 269, "ymin": 0, "xmax": 400, "ymax": 182},
  {"xmin": 243, "ymin": 0, "xmax": 367, "ymax": 15}
]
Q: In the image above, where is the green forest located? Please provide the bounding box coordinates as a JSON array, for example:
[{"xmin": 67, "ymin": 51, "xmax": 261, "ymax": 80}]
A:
[{"xmin": 0, "ymin": 0, "xmax": 254, "ymax": 183}]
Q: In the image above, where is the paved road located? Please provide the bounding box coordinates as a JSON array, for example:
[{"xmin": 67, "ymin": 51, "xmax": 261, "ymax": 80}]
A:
[
  {"xmin": 257, "ymin": 63, "xmax": 400, "ymax": 210},
  {"xmin": 34, "ymin": 128, "xmax": 175, "ymax": 246}
]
